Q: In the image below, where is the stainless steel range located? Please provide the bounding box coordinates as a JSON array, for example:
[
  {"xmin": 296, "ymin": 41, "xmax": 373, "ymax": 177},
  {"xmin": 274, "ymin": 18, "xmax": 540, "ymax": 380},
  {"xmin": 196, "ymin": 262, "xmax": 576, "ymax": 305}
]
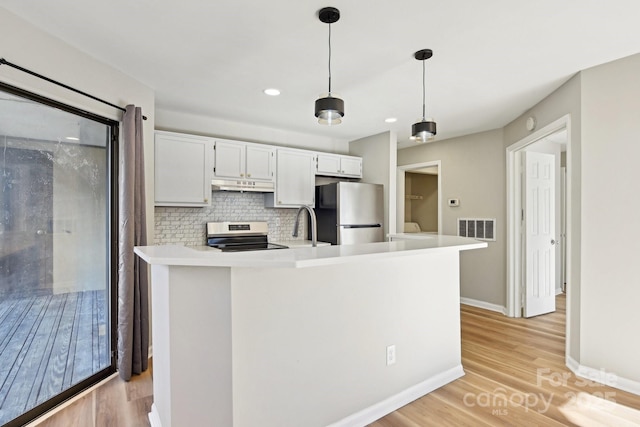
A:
[{"xmin": 206, "ymin": 221, "xmax": 288, "ymax": 252}]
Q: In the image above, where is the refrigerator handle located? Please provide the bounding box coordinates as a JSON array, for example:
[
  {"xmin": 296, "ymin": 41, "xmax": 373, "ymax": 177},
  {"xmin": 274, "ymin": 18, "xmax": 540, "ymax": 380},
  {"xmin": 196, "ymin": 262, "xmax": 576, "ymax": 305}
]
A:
[{"xmin": 341, "ymin": 224, "xmax": 382, "ymax": 229}]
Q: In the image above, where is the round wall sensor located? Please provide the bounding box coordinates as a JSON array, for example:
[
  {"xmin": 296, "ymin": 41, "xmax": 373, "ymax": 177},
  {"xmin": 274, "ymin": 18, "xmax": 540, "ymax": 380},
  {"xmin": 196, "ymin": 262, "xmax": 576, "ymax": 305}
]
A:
[{"xmin": 526, "ymin": 116, "xmax": 536, "ymax": 131}]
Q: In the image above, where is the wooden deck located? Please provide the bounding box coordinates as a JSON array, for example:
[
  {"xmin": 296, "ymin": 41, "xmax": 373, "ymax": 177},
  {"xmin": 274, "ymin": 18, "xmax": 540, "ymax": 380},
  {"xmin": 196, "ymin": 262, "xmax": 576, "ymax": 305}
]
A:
[{"xmin": 0, "ymin": 290, "xmax": 109, "ymax": 425}]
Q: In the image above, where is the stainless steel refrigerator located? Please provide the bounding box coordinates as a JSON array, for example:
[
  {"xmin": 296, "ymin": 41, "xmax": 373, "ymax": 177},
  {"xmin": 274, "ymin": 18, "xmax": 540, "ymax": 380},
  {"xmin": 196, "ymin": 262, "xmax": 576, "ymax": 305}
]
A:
[{"xmin": 313, "ymin": 182, "xmax": 384, "ymax": 245}]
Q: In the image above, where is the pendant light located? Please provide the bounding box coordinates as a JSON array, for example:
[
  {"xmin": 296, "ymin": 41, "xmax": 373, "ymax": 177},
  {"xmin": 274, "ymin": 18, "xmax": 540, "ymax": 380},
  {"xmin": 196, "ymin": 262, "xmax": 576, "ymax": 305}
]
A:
[
  {"xmin": 411, "ymin": 49, "xmax": 437, "ymax": 142},
  {"xmin": 315, "ymin": 7, "xmax": 344, "ymax": 125}
]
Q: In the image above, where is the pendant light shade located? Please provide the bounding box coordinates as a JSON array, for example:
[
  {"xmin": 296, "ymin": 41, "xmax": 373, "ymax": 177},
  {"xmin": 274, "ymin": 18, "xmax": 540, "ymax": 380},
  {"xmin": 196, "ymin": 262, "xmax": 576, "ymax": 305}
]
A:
[
  {"xmin": 412, "ymin": 120, "xmax": 437, "ymax": 142},
  {"xmin": 412, "ymin": 49, "xmax": 436, "ymax": 142},
  {"xmin": 315, "ymin": 95, "xmax": 345, "ymax": 125},
  {"xmin": 315, "ymin": 7, "xmax": 344, "ymax": 125}
]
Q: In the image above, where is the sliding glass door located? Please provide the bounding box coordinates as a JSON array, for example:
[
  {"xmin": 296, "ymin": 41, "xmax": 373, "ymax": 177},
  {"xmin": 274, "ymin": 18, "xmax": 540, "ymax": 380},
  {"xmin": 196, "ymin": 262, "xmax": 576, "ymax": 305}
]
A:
[{"xmin": 0, "ymin": 83, "xmax": 117, "ymax": 426}]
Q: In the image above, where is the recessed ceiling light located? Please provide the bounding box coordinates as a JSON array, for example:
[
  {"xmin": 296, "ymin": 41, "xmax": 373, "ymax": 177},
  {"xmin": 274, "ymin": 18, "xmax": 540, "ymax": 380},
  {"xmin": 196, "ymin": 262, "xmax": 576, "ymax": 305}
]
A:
[
  {"xmin": 65, "ymin": 136, "xmax": 79, "ymax": 141},
  {"xmin": 264, "ymin": 88, "xmax": 281, "ymax": 96},
  {"xmin": 385, "ymin": 118, "xmax": 397, "ymax": 123}
]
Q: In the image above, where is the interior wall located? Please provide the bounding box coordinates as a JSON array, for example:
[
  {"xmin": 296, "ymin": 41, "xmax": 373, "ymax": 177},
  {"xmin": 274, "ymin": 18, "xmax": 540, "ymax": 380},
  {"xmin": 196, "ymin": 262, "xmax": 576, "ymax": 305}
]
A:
[
  {"xmin": 350, "ymin": 131, "xmax": 398, "ymax": 236},
  {"xmin": 579, "ymin": 53, "xmax": 640, "ymax": 387},
  {"xmin": 398, "ymin": 129, "xmax": 506, "ymax": 307},
  {"xmin": 504, "ymin": 74, "xmax": 582, "ymax": 363}
]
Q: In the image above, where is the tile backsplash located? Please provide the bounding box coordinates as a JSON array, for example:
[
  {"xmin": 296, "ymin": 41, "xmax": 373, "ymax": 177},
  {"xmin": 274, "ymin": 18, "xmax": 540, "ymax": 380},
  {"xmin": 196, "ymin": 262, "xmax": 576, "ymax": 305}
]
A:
[{"xmin": 154, "ymin": 192, "xmax": 306, "ymax": 246}]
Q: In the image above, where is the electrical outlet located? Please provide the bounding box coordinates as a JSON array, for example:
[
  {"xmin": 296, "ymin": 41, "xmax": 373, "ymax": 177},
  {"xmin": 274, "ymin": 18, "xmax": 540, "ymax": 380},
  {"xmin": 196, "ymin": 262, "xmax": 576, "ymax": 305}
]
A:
[{"xmin": 386, "ymin": 345, "xmax": 396, "ymax": 366}]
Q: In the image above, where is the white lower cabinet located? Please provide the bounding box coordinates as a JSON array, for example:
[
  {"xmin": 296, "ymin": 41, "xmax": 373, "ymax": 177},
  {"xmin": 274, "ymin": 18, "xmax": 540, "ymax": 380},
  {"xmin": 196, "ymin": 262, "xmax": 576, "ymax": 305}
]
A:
[
  {"xmin": 265, "ymin": 148, "xmax": 315, "ymax": 208},
  {"xmin": 154, "ymin": 131, "xmax": 212, "ymax": 207}
]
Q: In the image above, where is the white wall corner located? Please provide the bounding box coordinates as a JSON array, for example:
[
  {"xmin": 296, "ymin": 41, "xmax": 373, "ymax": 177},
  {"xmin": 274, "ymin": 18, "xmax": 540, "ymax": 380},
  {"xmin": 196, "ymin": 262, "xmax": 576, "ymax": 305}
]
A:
[{"xmin": 566, "ymin": 356, "xmax": 640, "ymax": 397}]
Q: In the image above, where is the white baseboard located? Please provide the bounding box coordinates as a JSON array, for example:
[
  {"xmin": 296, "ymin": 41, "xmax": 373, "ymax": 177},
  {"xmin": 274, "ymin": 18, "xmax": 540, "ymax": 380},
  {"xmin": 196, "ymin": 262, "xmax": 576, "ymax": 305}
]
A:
[
  {"xmin": 148, "ymin": 403, "xmax": 163, "ymax": 427},
  {"xmin": 460, "ymin": 297, "xmax": 507, "ymax": 315},
  {"xmin": 327, "ymin": 365, "xmax": 465, "ymax": 427},
  {"xmin": 555, "ymin": 287, "xmax": 563, "ymax": 295},
  {"xmin": 567, "ymin": 356, "xmax": 640, "ymax": 396}
]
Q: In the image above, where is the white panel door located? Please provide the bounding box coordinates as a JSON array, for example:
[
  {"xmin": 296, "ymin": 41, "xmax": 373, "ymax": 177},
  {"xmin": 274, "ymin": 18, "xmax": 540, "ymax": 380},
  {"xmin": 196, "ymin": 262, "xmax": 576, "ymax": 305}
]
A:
[{"xmin": 523, "ymin": 151, "xmax": 556, "ymax": 317}]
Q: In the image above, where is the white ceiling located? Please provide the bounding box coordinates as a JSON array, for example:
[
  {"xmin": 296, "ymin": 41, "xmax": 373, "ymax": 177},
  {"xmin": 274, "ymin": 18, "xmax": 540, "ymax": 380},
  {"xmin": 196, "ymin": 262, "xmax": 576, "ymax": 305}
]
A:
[{"xmin": 3, "ymin": 0, "xmax": 640, "ymax": 149}]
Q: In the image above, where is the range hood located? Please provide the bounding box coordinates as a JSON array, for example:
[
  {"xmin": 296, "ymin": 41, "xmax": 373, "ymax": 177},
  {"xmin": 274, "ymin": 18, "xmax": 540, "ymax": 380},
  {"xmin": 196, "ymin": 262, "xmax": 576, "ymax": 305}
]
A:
[{"xmin": 211, "ymin": 179, "xmax": 274, "ymax": 193}]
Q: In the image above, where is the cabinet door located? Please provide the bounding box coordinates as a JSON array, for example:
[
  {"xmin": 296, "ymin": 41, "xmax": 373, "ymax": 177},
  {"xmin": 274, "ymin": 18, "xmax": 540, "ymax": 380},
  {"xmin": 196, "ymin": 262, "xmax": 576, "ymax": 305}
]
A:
[
  {"xmin": 316, "ymin": 153, "xmax": 341, "ymax": 175},
  {"xmin": 214, "ymin": 140, "xmax": 245, "ymax": 178},
  {"xmin": 246, "ymin": 144, "xmax": 274, "ymax": 181},
  {"xmin": 273, "ymin": 149, "xmax": 315, "ymax": 207},
  {"xmin": 340, "ymin": 156, "xmax": 362, "ymax": 177},
  {"xmin": 155, "ymin": 133, "xmax": 211, "ymax": 206}
]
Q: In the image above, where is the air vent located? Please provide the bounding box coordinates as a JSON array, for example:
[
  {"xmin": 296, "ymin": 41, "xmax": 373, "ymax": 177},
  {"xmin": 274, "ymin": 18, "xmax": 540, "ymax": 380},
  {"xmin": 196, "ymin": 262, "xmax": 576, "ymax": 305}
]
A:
[{"xmin": 458, "ymin": 218, "xmax": 496, "ymax": 241}]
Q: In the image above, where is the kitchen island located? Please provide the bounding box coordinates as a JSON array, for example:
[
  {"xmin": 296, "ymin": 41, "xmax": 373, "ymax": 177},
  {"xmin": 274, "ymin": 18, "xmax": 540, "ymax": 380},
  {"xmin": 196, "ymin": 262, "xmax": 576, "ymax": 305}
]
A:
[{"xmin": 134, "ymin": 236, "xmax": 486, "ymax": 427}]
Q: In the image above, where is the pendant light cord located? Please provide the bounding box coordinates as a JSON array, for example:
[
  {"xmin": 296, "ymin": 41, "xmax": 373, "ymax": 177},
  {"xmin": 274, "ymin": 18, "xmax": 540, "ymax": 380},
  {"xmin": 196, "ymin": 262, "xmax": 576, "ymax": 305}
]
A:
[
  {"xmin": 328, "ymin": 23, "xmax": 332, "ymax": 95},
  {"xmin": 422, "ymin": 57, "xmax": 426, "ymax": 121}
]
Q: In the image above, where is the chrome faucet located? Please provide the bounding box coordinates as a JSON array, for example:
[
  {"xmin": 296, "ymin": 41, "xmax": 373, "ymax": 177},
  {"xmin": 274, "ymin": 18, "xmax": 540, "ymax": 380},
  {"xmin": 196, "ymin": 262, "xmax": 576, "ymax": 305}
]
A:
[{"xmin": 292, "ymin": 205, "xmax": 317, "ymax": 247}]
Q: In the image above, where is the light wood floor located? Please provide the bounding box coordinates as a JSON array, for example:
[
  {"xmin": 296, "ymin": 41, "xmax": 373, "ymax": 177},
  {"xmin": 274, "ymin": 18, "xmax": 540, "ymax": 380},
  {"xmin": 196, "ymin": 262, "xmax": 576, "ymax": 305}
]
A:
[
  {"xmin": 31, "ymin": 361, "xmax": 152, "ymax": 427},
  {"xmin": 31, "ymin": 294, "xmax": 640, "ymax": 426},
  {"xmin": 370, "ymin": 295, "xmax": 640, "ymax": 426}
]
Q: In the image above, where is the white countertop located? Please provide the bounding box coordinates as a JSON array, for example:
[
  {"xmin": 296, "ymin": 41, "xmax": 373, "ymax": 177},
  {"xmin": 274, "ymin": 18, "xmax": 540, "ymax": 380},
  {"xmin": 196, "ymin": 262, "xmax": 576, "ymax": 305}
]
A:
[
  {"xmin": 271, "ymin": 240, "xmax": 331, "ymax": 248},
  {"xmin": 134, "ymin": 235, "xmax": 487, "ymax": 269},
  {"xmin": 387, "ymin": 232, "xmax": 439, "ymax": 240}
]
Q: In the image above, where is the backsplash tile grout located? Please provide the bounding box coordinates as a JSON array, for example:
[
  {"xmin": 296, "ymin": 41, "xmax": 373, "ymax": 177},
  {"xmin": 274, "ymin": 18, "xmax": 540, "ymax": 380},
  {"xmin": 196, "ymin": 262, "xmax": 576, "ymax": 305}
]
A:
[{"xmin": 155, "ymin": 192, "xmax": 307, "ymax": 246}]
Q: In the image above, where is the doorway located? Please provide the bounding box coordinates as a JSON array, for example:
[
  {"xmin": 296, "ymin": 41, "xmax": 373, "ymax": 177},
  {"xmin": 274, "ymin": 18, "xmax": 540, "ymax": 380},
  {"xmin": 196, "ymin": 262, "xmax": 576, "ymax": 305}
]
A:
[
  {"xmin": 506, "ymin": 115, "xmax": 571, "ymax": 319},
  {"xmin": 396, "ymin": 161, "xmax": 442, "ymax": 235}
]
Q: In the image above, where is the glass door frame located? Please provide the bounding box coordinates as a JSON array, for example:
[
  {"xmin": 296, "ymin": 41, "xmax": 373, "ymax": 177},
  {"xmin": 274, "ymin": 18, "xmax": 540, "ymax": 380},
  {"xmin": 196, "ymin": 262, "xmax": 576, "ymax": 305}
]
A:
[{"xmin": 0, "ymin": 81, "xmax": 119, "ymax": 427}]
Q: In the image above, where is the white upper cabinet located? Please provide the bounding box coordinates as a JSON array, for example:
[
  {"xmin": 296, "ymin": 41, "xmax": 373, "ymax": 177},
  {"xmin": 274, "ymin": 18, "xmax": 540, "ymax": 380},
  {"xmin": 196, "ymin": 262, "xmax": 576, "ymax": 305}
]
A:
[
  {"xmin": 214, "ymin": 139, "xmax": 274, "ymax": 181},
  {"xmin": 316, "ymin": 152, "xmax": 362, "ymax": 178},
  {"xmin": 245, "ymin": 144, "xmax": 274, "ymax": 181},
  {"xmin": 339, "ymin": 156, "xmax": 363, "ymax": 177},
  {"xmin": 213, "ymin": 140, "xmax": 244, "ymax": 179},
  {"xmin": 265, "ymin": 148, "xmax": 316, "ymax": 208},
  {"xmin": 154, "ymin": 131, "xmax": 213, "ymax": 207},
  {"xmin": 154, "ymin": 131, "xmax": 365, "ymax": 209}
]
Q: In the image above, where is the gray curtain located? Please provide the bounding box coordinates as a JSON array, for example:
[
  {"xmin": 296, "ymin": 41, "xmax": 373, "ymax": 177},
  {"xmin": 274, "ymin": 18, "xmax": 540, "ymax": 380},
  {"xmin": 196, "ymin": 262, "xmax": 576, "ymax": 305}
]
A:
[{"xmin": 117, "ymin": 105, "xmax": 149, "ymax": 381}]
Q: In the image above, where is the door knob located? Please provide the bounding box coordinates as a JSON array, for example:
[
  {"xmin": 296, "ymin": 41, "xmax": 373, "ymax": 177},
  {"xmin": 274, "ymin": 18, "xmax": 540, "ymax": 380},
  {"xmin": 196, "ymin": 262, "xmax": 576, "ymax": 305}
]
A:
[
  {"xmin": 551, "ymin": 239, "xmax": 557, "ymax": 245},
  {"xmin": 36, "ymin": 229, "xmax": 46, "ymax": 235}
]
